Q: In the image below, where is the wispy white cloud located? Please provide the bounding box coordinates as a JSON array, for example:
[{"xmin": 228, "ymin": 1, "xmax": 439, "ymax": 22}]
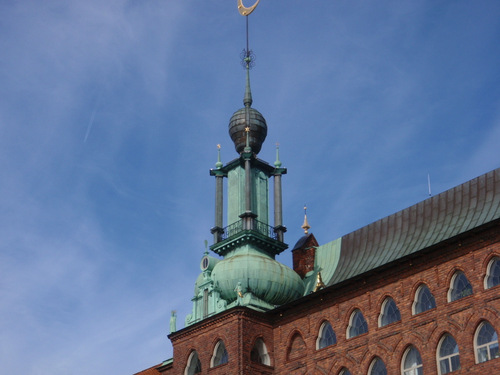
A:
[{"xmin": 0, "ymin": 1, "xmax": 499, "ymax": 374}]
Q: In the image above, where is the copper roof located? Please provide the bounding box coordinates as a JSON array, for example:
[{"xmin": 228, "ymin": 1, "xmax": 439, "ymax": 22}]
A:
[{"xmin": 320, "ymin": 167, "xmax": 500, "ymax": 287}]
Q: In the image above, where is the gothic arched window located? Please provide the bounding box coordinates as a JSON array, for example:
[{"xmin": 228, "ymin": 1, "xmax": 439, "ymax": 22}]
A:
[
  {"xmin": 485, "ymin": 257, "xmax": 500, "ymax": 289},
  {"xmin": 448, "ymin": 271, "xmax": 473, "ymax": 302},
  {"xmin": 379, "ymin": 297, "xmax": 401, "ymax": 327},
  {"xmin": 402, "ymin": 346, "xmax": 423, "ymax": 375},
  {"xmin": 413, "ymin": 284, "xmax": 436, "ymax": 314},
  {"xmin": 347, "ymin": 309, "xmax": 368, "ymax": 338},
  {"xmin": 474, "ymin": 321, "xmax": 500, "ymax": 363},
  {"xmin": 251, "ymin": 338, "xmax": 270, "ymax": 365},
  {"xmin": 210, "ymin": 340, "xmax": 228, "ymax": 367},
  {"xmin": 437, "ymin": 334, "xmax": 460, "ymax": 374},
  {"xmin": 184, "ymin": 351, "xmax": 202, "ymax": 375},
  {"xmin": 338, "ymin": 368, "xmax": 352, "ymax": 375},
  {"xmin": 368, "ymin": 357, "xmax": 387, "ymax": 375},
  {"xmin": 316, "ymin": 321, "xmax": 337, "ymax": 349}
]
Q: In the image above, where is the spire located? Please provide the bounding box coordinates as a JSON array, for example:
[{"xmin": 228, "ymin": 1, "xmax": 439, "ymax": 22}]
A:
[
  {"xmin": 243, "ymin": 61, "xmax": 253, "ymax": 108},
  {"xmin": 301, "ymin": 205, "xmax": 311, "ymax": 234},
  {"xmin": 215, "ymin": 144, "xmax": 223, "ymax": 169},
  {"xmin": 274, "ymin": 143, "xmax": 282, "ymax": 168}
]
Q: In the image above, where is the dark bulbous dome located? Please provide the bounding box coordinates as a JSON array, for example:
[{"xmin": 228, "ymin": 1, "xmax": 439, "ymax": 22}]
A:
[{"xmin": 229, "ymin": 107, "xmax": 267, "ymax": 155}]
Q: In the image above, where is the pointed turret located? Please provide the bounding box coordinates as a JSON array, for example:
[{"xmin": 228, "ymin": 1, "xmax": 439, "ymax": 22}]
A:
[{"xmin": 188, "ymin": 6, "xmax": 304, "ymax": 326}]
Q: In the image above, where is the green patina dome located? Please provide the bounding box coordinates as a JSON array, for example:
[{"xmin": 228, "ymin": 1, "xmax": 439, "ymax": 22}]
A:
[
  {"xmin": 228, "ymin": 107, "xmax": 267, "ymax": 155},
  {"xmin": 211, "ymin": 254, "xmax": 304, "ymax": 305}
]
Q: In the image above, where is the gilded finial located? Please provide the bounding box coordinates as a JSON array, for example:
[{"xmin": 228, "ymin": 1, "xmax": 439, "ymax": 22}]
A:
[
  {"xmin": 313, "ymin": 272, "xmax": 326, "ymax": 292},
  {"xmin": 215, "ymin": 144, "xmax": 223, "ymax": 169},
  {"xmin": 237, "ymin": 0, "xmax": 260, "ymax": 16},
  {"xmin": 301, "ymin": 205, "xmax": 311, "ymax": 234},
  {"xmin": 274, "ymin": 142, "xmax": 282, "ymax": 168},
  {"xmin": 244, "ymin": 126, "xmax": 252, "ymax": 153}
]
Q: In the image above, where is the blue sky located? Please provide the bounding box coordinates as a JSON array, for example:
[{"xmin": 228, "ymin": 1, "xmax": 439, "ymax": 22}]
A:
[{"xmin": 1, "ymin": 1, "xmax": 499, "ymax": 374}]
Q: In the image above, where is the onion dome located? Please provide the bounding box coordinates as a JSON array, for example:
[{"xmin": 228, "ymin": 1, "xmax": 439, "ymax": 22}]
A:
[
  {"xmin": 229, "ymin": 108, "xmax": 267, "ymax": 154},
  {"xmin": 211, "ymin": 253, "xmax": 305, "ymax": 305}
]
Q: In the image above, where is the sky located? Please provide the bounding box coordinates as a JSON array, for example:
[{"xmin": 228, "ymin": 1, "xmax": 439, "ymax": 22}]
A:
[{"xmin": 0, "ymin": 1, "xmax": 499, "ymax": 374}]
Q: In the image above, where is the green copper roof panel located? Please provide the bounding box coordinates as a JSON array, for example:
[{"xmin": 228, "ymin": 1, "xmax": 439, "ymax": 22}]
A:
[{"xmin": 320, "ymin": 167, "xmax": 500, "ymax": 287}]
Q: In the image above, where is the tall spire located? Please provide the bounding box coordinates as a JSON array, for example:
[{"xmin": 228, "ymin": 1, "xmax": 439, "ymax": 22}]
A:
[
  {"xmin": 244, "ymin": 57, "xmax": 253, "ymax": 108},
  {"xmin": 228, "ymin": 0, "xmax": 267, "ymax": 155},
  {"xmin": 302, "ymin": 205, "xmax": 311, "ymax": 234}
]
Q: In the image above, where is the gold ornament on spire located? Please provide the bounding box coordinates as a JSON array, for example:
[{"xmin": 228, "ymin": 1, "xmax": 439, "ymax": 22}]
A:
[
  {"xmin": 313, "ymin": 272, "xmax": 326, "ymax": 292},
  {"xmin": 301, "ymin": 205, "xmax": 311, "ymax": 234},
  {"xmin": 237, "ymin": 0, "xmax": 260, "ymax": 16}
]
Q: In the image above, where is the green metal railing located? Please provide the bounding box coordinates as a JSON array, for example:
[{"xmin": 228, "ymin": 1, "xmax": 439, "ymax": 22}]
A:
[{"xmin": 220, "ymin": 218, "xmax": 278, "ymax": 241}]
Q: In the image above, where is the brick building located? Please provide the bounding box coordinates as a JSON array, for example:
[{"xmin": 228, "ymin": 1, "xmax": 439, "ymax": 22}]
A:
[{"xmin": 135, "ymin": 7, "xmax": 500, "ymax": 375}]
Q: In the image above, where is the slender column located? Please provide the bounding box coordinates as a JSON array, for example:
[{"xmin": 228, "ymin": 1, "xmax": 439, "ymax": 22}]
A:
[
  {"xmin": 210, "ymin": 145, "xmax": 225, "ymax": 243},
  {"xmin": 273, "ymin": 145, "xmax": 286, "ymax": 242},
  {"xmin": 213, "ymin": 175, "xmax": 224, "ymax": 242},
  {"xmin": 274, "ymin": 174, "xmax": 282, "ymax": 226},
  {"xmin": 240, "ymin": 126, "xmax": 256, "ymax": 230},
  {"xmin": 245, "ymin": 158, "xmax": 251, "ymax": 213}
]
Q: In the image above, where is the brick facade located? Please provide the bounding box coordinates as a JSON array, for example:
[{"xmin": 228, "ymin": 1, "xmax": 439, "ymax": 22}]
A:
[{"xmin": 137, "ymin": 220, "xmax": 500, "ymax": 375}]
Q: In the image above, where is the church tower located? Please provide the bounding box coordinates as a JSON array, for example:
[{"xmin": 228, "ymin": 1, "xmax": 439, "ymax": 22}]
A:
[{"xmin": 185, "ymin": 8, "xmax": 304, "ymax": 326}]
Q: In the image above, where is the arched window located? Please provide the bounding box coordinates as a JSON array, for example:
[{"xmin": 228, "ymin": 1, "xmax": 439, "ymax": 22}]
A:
[
  {"xmin": 413, "ymin": 284, "xmax": 436, "ymax": 314},
  {"xmin": 251, "ymin": 338, "xmax": 270, "ymax": 365},
  {"xmin": 437, "ymin": 334, "xmax": 460, "ymax": 374},
  {"xmin": 316, "ymin": 321, "xmax": 337, "ymax": 349},
  {"xmin": 338, "ymin": 368, "xmax": 352, "ymax": 375},
  {"xmin": 402, "ymin": 346, "xmax": 423, "ymax": 375},
  {"xmin": 184, "ymin": 351, "xmax": 201, "ymax": 375},
  {"xmin": 379, "ymin": 297, "xmax": 401, "ymax": 327},
  {"xmin": 210, "ymin": 340, "xmax": 228, "ymax": 367},
  {"xmin": 474, "ymin": 321, "xmax": 500, "ymax": 363},
  {"xmin": 485, "ymin": 257, "xmax": 500, "ymax": 289},
  {"xmin": 347, "ymin": 309, "xmax": 368, "ymax": 338},
  {"xmin": 448, "ymin": 271, "xmax": 473, "ymax": 302},
  {"xmin": 368, "ymin": 357, "xmax": 387, "ymax": 375}
]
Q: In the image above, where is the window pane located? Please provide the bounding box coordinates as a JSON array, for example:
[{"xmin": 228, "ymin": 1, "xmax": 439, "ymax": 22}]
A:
[
  {"xmin": 187, "ymin": 351, "xmax": 202, "ymax": 375},
  {"xmin": 414, "ymin": 285, "xmax": 436, "ymax": 314},
  {"xmin": 439, "ymin": 358, "xmax": 449, "ymax": 374},
  {"xmin": 370, "ymin": 358, "xmax": 387, "ymax": 375},
  {"xmin": 487, "ymin": 258, "xmax": 500, "ymax": 288},
  {"xmin": 477, "ymin": 346, "xmax": 489, "ymax": 363},
  {"xmin": 477, "ymin": 322, "xmax": 497, "ymax": 345},
  {"xmin": 404, "ymin": 346, "xmax": 422, "ymax": 368},
  {"xmin": 380, "ymin": 298, "xmax": 401, "ymax": 326},
  {"xmin": 212, "ymin": 341, "xmax": 228, "ymax": 367},
  {"xmin": 438, "ymin": 335, "xmax": 460, "ymax": 374},
  {"xmin": 490, "ymin": 342, "xmax": 500, "ymax": 359},
  {"xmin": 450, "ymin": 272, "xmax": 473, "ymax": 301},
  {"xmin": 349, "ymin": 310, "xmax": 368, "ymax": 338},
  {"xmin": 475, "ymin": 322, "xmax": 499, "ymax": 363},
  {"xmin": 450, "ymin": 355, "xmax": 460, "ymax": 371},
  {"xmin": 318, "ymin": 322, "xmax": 336, "ymax": 348},
  {"xmin": 440, "ymin": 335, "xmax": 459, "ymax": 356}
]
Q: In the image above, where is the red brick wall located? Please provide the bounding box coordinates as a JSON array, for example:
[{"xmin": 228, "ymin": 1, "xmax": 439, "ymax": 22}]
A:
[
  {"xmin": 168, "ymin": 309, "xmax": 275, "ymax": 375},
  {"xmin": 271, "ymin": 224, "xmax": 500, "ymax": 374},
  {"xmin": 164, "ymin": 223, "xmax": 500, "ymax": 375}
]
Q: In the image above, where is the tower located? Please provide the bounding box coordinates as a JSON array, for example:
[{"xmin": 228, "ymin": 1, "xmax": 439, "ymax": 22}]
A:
[{"xmin": 185, "ymin": 6, "xmax": 304, "ymax": 326}]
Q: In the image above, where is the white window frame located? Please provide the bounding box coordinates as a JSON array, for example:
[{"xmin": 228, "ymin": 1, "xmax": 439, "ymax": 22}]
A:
[
  {"xmin": 436, "ymin": 334, "xmax": 460, "ymax": 375},
  {"xmin": 412, "ymin": 284, "xmax": 436, "ymax": 315},
  {"xmin": 474, "ymin": 321, "xmax": 500, "ymax": 363},
  {"xmin": 401, "ymin": 346, "xmax": 423, "ymax": 375}
]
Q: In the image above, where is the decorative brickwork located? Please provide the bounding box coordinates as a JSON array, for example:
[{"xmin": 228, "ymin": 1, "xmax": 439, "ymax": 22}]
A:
[{"xmin": 139, "ymin": 220, "xmax": 500, "ymax": 375}]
